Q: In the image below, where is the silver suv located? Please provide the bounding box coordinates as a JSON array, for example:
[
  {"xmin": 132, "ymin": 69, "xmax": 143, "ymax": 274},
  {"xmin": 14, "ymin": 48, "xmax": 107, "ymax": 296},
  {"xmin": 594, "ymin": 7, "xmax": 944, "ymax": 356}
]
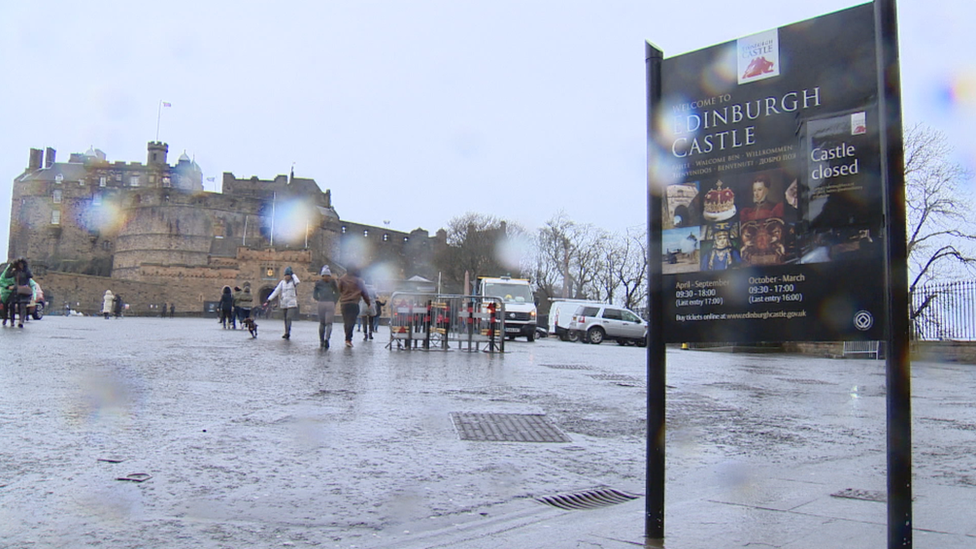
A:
[{"xmin": 569, "ymin": 304, "xmax": 647, "ymax": 346}]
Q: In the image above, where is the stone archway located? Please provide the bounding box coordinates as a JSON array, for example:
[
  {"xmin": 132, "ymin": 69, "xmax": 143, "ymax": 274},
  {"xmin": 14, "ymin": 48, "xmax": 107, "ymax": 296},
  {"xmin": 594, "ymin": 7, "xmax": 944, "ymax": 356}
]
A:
[{"xmin": 256, "ymin": 285, "xmax": 276, "ymax": 318}]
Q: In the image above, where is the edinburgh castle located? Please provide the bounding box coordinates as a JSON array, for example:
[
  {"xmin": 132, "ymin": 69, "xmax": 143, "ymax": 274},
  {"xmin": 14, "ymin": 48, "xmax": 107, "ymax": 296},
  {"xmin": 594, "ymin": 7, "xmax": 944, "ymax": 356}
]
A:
[{"xmin": 7, "ymin": 142, "xmax": 446, "ymax": 315}]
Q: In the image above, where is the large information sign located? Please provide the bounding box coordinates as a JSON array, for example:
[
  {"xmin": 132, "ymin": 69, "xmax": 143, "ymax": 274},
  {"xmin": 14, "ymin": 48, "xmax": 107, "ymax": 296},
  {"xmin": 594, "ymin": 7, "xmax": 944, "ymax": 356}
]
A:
[{"xmin": 655, "ymin": 4, "xmax": 884, "ymax": 342}]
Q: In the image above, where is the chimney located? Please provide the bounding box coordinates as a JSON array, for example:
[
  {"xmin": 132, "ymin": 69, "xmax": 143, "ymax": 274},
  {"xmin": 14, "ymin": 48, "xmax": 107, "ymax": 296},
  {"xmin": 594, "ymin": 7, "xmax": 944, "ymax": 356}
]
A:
[
  {"xmin": 28, "ymin": 148, "xmax": 43, "ymax": 171},
  {"xmin": 44, "ymin": 147, "xmax": 56, "ymax": 168}
]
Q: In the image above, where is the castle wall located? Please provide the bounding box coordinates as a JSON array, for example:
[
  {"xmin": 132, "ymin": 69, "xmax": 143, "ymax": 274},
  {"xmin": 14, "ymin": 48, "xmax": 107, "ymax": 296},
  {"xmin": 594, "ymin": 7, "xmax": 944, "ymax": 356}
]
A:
[
  {"xmin": 36, "ymin": 270, "xmax": 179, "ymax": 317},
  {"xmin": 11, "ymin": 145, "xmax": 442, "ymax": 309},
  {"xmin": 9, "ymin": 177, "xmax": 118, "ymax": 275}
]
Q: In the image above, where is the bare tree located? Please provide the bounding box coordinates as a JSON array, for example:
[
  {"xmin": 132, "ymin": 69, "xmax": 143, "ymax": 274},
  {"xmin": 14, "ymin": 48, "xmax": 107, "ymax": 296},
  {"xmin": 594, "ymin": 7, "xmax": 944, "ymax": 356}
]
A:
[
  {"xmin": 434, "ymin": 213, "xmax": 527, "ymax": 292},
  {"xmin": 536, "ymin": 212, "xmax": 608, "ymax": 301},
  {"xmin": 611, "ymin": 227, "xmax": 648, "ymax": 314},
  {"xmin": 905, "ymin": 123, "xmax": 976, "ymax": 336}
]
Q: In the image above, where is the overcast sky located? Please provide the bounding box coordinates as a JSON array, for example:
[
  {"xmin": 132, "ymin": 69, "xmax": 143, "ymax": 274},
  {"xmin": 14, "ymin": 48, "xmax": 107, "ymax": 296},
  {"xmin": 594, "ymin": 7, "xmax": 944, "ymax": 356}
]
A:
[{"xmin": 2, "ymin": 0, "xmax": 974, "ymax": 260}]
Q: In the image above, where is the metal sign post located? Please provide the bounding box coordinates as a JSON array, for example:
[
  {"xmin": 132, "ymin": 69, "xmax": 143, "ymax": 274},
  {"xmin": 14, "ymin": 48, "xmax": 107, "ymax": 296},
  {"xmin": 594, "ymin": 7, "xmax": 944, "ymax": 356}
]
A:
[
  {"xmin": 645, "ymin": 41, "xmax": 666, "ymax": 541},
  {"xmin": 875, "ymin": 0, "xmax": 913, "ymax": 546}
]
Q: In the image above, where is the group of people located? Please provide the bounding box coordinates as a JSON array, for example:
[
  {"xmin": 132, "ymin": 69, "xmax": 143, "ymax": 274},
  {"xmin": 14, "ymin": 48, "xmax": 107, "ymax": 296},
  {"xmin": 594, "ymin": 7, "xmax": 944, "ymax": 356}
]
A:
[
  {"xmin": 1, "ymin": 258, "xmax": 35, "ymax": 328},
  {"xmin": 101, "ymin": 290, "xmax": 125, "ymax": 319},
  {"xmin": 262, "ymin": 265, "xmax": 383, "ymax": 349},
  {"xmin": 217, "ymin": 282, "xmax": 254, "ymax": 329}
]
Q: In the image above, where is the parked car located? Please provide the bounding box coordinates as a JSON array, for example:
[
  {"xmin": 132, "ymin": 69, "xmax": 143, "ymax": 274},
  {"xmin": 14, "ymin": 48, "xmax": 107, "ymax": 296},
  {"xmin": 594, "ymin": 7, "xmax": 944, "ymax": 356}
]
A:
[
  {"xmin": 548, "ymin": 299, "xmax": 604, "ymax": 341},
  {"xmin": 568, "ymin": 304, "xmax": 647, "ymax": 346},
  {"xmin": 28, "ymin": 282, "xmax": 45, "ymax": 320}
]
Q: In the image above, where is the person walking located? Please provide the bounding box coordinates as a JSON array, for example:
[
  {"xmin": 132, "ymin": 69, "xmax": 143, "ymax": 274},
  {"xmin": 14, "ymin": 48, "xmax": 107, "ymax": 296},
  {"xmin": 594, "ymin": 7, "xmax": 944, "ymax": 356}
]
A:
[
  {"xmin": 2, "ymin": 259, "xmax": 33, "ymax": 328},
  {"xmin": 358, "ymin": 291, "xmax": 372, "ymax": 341},
  {"xmin": 218, "ymin": 286, "xmax": 234, "ymax": 329},
  {"xmin": 264, "ymin": 266, "xmax": 301, "ymax": 339},
  {"xmin": 313, "ymin": 266, "xmax": 340, "ymax": 349},
  {"xmin": 371, "ymin": 294, "xmax": 386, "ymax": 337},
  {"xmin": 101, "ymin": 290, "xmax": 114, "ymax": 320},
  {"xmin": 0, "ymin": 262, "xmax": 15, "ymax": 326},
  {"xmin": 338, "ymin": 267, "xmax": 370, "ymax": 348},
  {"xmin": 113, "ymin": 293, "xmax": 124, "ymax": 319},
  {"xmin": 230, "ymin": 286, "xmax": 243, "ymax": 329},
  {"xmin": 237, "ymin": 282, "xmax": 254, "ymax": 326}
]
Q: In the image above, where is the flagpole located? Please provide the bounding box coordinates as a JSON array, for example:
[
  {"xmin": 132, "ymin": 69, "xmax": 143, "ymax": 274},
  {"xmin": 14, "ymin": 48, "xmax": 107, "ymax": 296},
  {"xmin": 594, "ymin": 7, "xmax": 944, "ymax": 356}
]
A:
[
  {"xmin": 270, "ymin": 192, "xmax": 276, "ymax": 247},
  {"xmin": 155, "ymin": 101, "xmax": 171, "ymax": 142},
  {"xmin": 155, "ymin": 101, "xmax": 162, "ymax": 141}
]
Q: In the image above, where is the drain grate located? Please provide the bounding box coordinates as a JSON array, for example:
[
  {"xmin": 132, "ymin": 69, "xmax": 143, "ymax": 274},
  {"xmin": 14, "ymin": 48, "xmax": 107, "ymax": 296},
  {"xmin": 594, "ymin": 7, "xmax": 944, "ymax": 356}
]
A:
[
  {"xmin": 536, "ymin": 488, "xmax": 640, "ymax": 510},
  {"xmin": 777, "ymin": 377, "xmax": 834, "ymax": 385},
  {"xmin": 830, "ymin": 488, "xmax": 886, "ymax": 503},
  {"xmin": 588, "ymin": 374, "xmax": 644, "ymax": 385},
  {"xmin": 541, "ymin": 364, "xmax": 594, "ymax": 370},
  {"xmin": 451, "ymin": 412, "xmax": 571, "ymax": 443}
]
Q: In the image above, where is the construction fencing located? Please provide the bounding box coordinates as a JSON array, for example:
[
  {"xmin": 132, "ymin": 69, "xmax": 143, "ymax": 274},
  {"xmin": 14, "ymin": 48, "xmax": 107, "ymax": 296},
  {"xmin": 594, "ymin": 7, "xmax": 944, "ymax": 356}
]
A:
[{"xmin": 386, "ymin": 292, "xmax": 506, "ymax": 352}]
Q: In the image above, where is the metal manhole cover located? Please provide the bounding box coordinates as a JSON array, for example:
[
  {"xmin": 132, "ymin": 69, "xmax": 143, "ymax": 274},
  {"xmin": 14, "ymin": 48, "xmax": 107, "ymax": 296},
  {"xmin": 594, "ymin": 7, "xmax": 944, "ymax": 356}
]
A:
[
  {"xmin": 830, "ymin": 488, "xmax": 886, "ymax": 503},
  {"xmin": 450, "ymin": 413, "xmax": 571, "ymax": 443},
  {"xmin": 541, "ymin": 364, "xmax": 594, "ymax": 370},
  {"xmin": 536, "ymin": 488, "xmax": 640, "ymax": 510}
]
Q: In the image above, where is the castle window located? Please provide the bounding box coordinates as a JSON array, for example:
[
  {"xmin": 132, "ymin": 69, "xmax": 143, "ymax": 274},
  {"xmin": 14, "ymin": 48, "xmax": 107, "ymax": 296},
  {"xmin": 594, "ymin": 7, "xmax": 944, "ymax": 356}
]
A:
[
  {"xmin": 149, "ymin": 175, "xmax": 156, "ymax": 184},
  {"xmin": 115, "ymin": 173, "xmax": 122, "ymax": 181},
  {"xmin": 51, "ymin": 209, "xmax": 61, "ymax": 225},
  {"xmin": 52, "ymin": 189, "xmax": 62, "ymax": 204},
  {"xmin": 341, "ymin": 226, "xmax": 347, "ymax": 234},
  {"xmin": 383, "ymin": 234, "xmax": 389, "ymax": 242},
  {"xmin": 55, "ymin": 174, "xmax": 63, "ymax": 183},
  {"xmin": 162, "ymin": 177, "xmax": 171, "ymax": 188},
  {"xmin": 404, "ymin": 236, "xmax": 409, "ymax": 242},
  {"xmin": 102, "ymin": 240, "xmax": 111, "ymax": 250},
  {"xmin": 99, "ymin": 176, "xmax": 106, "ymax": 187},
  {"xmin": 363, "ymin": 229, "xmax": 369, "ymax": 237},
  {"xmin": 129, "ymin": 175, "xmax": 140, "ymax": 187}
]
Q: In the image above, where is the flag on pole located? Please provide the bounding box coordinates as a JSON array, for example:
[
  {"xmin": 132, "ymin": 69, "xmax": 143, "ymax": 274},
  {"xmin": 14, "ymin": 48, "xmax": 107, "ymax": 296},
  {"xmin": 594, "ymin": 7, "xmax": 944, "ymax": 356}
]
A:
[{"xmin": 162, "ymin": 102, "xmax": 171, "ymax": 107}]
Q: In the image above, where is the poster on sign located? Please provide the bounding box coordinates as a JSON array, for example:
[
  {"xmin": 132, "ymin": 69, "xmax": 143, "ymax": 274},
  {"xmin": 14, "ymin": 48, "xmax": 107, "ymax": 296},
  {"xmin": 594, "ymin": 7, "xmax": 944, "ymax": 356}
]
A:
[{"xmin": 653, "ymin": 3, "xmax": 884, "ymax": 343}]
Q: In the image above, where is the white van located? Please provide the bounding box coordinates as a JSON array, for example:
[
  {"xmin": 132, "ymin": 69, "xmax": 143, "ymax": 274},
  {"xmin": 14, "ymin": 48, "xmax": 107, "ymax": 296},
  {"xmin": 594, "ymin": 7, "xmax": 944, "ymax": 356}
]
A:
[
  {"xmin": 479, "ymin": 276, "xmax": 537, "ymax": 342},
  {"xmin": 548, "ymin": 299, "xmax": 603, "ymax": 341}
]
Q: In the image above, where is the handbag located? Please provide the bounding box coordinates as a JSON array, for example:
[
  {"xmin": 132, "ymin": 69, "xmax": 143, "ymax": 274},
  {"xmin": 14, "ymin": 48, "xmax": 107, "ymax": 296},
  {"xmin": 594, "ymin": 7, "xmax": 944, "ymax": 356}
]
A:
[{"xmin": 16, "ymin": 285, "xmax": 32, "ymax": 296}]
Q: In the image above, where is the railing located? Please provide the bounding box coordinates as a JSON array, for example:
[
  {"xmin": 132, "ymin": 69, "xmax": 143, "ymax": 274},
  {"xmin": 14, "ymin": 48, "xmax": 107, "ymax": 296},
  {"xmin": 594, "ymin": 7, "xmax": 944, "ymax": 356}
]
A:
[
  {"xmin": 912, "ymin": 280, "xmax": 976, "ymax": 341},
  {"xmin": 386, "ymin": 292, "xmax": 505, "ymax": 352},
  {"xmin": 842, "ymin": 341, "xmax": 881, "ymax": 359}
]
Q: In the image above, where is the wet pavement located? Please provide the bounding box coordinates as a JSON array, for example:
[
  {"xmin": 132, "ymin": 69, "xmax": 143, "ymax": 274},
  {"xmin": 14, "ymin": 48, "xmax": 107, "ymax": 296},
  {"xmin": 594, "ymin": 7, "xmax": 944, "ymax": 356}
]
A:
[{"xmin": 1, "ymin": 316, "xmax": 975, "ymax": 548}]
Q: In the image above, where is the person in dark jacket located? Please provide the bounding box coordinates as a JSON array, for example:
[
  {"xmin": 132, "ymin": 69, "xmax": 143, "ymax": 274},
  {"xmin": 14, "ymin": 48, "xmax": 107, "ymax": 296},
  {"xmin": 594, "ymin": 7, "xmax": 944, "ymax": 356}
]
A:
[
  {"xmin": 218, "ymin": 286, "xmax": 234, "ymax": 329},
  {"xmin": 2, "ymin": 258, "xmax": 33, "ymax": 328}
]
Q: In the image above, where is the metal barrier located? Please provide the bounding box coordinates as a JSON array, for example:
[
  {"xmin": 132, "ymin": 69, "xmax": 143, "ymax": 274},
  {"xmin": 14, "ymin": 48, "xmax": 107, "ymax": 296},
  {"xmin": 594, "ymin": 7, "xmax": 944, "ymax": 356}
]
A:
[
  {"xmin": 386, "ymin": 292, "xmax": 505, "ymax": 352},
  {"xmin": 843, "ymin": 341, "xmax": 881, "ymax": 359}
]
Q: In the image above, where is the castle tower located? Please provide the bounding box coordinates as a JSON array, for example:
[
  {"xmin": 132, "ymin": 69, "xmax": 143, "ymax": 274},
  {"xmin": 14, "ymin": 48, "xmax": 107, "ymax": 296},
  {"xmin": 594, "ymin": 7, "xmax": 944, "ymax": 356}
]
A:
[{"xmin": 147, "ymin": 141, "xmax": 168, "ymax": 166}]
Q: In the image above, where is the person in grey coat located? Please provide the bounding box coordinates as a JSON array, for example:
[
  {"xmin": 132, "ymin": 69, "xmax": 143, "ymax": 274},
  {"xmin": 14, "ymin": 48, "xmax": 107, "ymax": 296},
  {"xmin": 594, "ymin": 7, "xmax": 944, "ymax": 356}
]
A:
[{"xmin": 313, "ymin": 266, "xmax": 340, "ymax": 349}]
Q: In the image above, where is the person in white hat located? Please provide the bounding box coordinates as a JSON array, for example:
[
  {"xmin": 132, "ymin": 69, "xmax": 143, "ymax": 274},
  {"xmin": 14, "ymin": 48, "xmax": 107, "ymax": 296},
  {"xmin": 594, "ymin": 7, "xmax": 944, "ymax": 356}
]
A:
[
  {"xmin": 264, "ymin": 266, "xmax": 300, "ymax": 339},
  {"xmin": 313, "ymin": 265, "xmax": 340, "ymax": 349}
]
